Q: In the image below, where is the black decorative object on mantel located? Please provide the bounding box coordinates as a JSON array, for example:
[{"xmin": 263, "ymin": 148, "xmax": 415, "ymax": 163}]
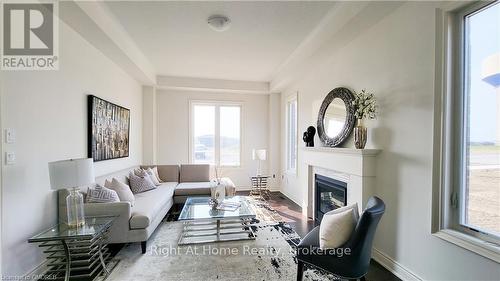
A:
[{"xmin": 303, "ymin": 126, "xmax": 316, "ymax": 147}]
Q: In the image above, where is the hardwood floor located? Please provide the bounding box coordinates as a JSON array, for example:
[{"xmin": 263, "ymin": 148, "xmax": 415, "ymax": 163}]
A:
[{"xmin": 237, "ymin": 191, "xmax": 401, "ymax": 281}]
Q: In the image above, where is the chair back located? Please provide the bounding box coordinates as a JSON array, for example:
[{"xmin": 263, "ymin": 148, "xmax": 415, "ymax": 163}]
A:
[{"xmin": 345, "ymin": 196, "xmax": 385, "ymax": 277}]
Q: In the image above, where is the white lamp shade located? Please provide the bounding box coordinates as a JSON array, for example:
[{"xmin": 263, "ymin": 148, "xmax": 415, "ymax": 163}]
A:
[
  {"xmin": 252, "ymin": 149, "xmax": 267, "ymax": 161},
  {"xmin": 48, "ymin": 158, "xmax": 95, "ymax": 190}
]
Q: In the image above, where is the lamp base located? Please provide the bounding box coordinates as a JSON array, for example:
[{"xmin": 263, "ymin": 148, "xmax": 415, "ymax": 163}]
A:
[{"xmin": 66, "ymin": 187, "xmax": 85, "ymax": 228}]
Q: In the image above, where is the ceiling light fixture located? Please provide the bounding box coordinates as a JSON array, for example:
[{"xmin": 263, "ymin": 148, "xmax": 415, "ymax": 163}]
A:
[{"xmin": 207, "ymin": 15, "xmax": 231, "ymax": 32}]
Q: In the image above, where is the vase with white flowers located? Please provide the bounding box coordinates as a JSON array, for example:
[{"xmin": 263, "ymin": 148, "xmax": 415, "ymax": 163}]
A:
[{"xmin": 352, "ymin": 89, "xmax": 378, "ymax": 149}]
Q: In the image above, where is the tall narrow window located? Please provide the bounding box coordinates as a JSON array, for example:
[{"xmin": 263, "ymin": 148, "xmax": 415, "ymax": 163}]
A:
[
  {"xmin": 460, "ymin": 1, "xmax": 500, "ymax": 238},
  {"xmin": 191, "ymin": 102, "xmax": 241, "ymax": 166},
  {"xmin": 220, "ymin": 106, "xmax": 241, "ymax": 166},
  {"xmin": 287, "ymin": 98, "xmax": 297, "ymax": 171},
  {"xmin": 192, "ymin": 105, "xmax": 215, "ymax": 164}
]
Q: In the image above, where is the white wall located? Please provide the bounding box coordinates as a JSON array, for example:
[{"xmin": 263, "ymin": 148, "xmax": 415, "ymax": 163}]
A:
[
  {"xmin": 142, "ymin": 86, "xmax": 157, "ymax": 165},
  {"xmin": 156, "ymin": 90, "xmax": 276, "ymax": 190},
  {"xmin": 0, "ymin": 20, "xmax": 142, "ymax": 276},
  {"xmin": 0, "ymin": 71, "xmax": 3, "ymax": 277},
  {"xmin": 267, "ymin": 93, "xmax": 282, "ymax": 189},
  {"xmin": 279, "ymin": 1, "xmax": 499, "ymax": 280}
]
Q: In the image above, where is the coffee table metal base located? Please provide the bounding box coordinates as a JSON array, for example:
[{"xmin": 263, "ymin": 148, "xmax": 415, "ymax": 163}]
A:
[{"xmin": 178, "ymin": 219, "xmax": 255, "ymax": 245}]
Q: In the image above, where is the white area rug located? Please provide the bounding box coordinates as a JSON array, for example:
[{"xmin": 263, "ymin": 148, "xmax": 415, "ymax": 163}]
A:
[{"xmin": 107, "ymin": 200, "xmax": 335, "ymax": 281}]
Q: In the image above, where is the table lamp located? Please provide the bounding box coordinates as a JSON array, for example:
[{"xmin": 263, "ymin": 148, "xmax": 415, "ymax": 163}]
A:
[
  {"xmin": 49, "ymin": 158, "xmax": 95, "ymax": 227},
  {"xmin": 252, "ymin": 149, "xmax": 267, "ymax": 176}
]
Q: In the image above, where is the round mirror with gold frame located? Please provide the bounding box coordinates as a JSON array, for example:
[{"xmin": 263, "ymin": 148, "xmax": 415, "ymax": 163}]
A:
[{"xmin": 317, "ymin": 87, "xmax": 356, "ymax": 147}]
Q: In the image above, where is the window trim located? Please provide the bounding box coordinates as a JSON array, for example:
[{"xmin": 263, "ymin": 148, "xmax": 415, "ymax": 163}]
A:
[
  {"xmin": 432, "ymin": 0, "xmax": 500, "ymax": 263},
  {"xmin": 286, "ymin": 95, "xmax": 298, "ymax": 174},
  {"xmin": 189, "ymin": 100, "xmax": 242, "ymax": 167}
]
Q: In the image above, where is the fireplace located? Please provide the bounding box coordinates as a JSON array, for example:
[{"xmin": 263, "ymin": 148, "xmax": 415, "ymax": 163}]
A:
[{"xmin": 315, "ymin": 174, "xmax": 347, "ymax": 224}]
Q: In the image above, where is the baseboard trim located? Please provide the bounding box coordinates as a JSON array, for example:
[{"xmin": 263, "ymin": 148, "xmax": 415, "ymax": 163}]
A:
[
  {"xmin": 236, "ymin": 186, "xmax": 281, "ymax": 192},
  {"xmin": 372, "ymin": 248, "xmax": 421, "ymax": 281},
  {"xmin": 279, "ymin": 190, "xmax": 302, "ymax": 207}
]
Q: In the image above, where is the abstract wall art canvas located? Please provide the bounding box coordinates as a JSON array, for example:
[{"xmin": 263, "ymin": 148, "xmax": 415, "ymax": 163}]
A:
[{"xmin": 88, "ymin": 95, "xmax": 130, "ymax": 161}]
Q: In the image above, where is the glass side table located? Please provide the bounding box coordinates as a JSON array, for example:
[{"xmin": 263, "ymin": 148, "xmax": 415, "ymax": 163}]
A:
[
  {"xmin": 28, "ymin": 216, "xmax": 117, "ymax": 281},
  {"xmin": 250, "ymin": 175, "xmax": 270, "ymax": 200}
]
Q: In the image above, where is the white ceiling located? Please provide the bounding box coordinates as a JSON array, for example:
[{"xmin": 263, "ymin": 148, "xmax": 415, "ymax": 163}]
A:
[{"xmin": 105, "ymin": 1, "xmax": 335, "ymax": 82}]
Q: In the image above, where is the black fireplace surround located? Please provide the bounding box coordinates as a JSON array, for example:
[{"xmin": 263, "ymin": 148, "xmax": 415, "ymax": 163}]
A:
[{"xmin": 315, "ymin": 174, "xmax": 347, "ymax": 224}]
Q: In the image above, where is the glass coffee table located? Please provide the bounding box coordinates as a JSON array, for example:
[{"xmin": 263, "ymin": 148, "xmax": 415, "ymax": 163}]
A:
[{"xmin": 178, "ymin": 196, "xmax": 256, "ymax": 245}]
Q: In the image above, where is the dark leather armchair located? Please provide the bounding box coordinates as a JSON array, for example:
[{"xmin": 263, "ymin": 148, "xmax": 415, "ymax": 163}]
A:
[{"xmin": 296, "ymin": 197, "xmax": 385, "ymax": 281}]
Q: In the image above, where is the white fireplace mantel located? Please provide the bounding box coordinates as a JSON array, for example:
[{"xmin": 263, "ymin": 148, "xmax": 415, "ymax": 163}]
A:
[
  {"xmin": 302, "ymin": 146, "xmax": 381, "ymax": 156},
  {"xmin": 301, "ymin": 147, "xmax": 381, "ymax": 177},
  {"xmin": 300, "ymin": 146, "xmax": 382, "ymax": 219}
]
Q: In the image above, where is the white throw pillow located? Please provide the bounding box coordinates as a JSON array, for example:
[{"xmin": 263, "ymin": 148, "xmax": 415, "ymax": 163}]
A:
[
  {"xmin": 145, "ymin": 168, "xmax": 161, "ymax": 186},
  {"xmin": 105, "ymin": 178, "xmax": 135, "ymax": 206},
  {"xmin": 319, "ymin": 203, "xmax": 359, "ymax": 249},
  {"xmin": 152, "ymin": 167, "xmax": 163, "ymax": 183}
]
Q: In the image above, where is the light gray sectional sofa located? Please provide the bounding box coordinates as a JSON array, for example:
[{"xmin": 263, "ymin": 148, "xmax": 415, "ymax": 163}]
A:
[{"xmin": 57, "ymin": 164, "xmax": 236, "ymax": 253}]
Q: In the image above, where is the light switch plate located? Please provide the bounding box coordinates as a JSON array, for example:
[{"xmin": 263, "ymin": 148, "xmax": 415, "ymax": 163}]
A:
[
  {"xmin": 5, "ymin": 152, "xmax": 15, "ymax": 165},
  {"xmin": 5, "ymin": 129, "xmax": 15, "ymax": 144}
]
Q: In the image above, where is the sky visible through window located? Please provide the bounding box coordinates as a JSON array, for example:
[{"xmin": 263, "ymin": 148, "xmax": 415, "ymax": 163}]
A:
[
  {"xmin": 193, "ymin": 104, "xmax": 240, "ymax": 165},
  {"xmin": 464, "ymin": 2, "xmax": 500, "ymax": 235},
  {"xmin": 194, "ymin": 105, "xmax": 215, "ymax": 138},
  {"xmin": 193, "ymin": 105, "xmax": 239, "ymax": 139},
  {"xmin": 468, "ymin": 2, "xmax": 499, "ymax": 143}
]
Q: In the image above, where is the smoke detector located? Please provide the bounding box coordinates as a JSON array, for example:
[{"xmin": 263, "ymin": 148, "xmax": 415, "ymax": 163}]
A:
[{"xmin": 207, "ymin": 15, "xmax": 231, "ymax": 32}]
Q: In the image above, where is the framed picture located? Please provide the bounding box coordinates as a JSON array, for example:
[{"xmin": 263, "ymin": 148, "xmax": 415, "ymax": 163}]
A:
[{"xmin": 88, "ymin": 95, "xmax": 130, "ymax": 162}]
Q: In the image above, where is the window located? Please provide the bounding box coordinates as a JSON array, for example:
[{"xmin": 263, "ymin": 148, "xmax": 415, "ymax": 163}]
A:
[
  {"xmin": 459, "ymin": 1, "xmax": 500, "ymax": 240},
  {"xmin": 192, "ymin": 104, "xmax": 215, "ymax": 164},
  {"xmin": 287, "ymin": 97, "xmax": 297, "ymax": 171},
  {"xmin": 219, "ymin": 106, "xmax": 241, "ymax": 166},
  {"xmin": 433, "ymin": 1, "xmax": 500, "ymax": 261},
  {"xmin": 191, "ymin": 102, "xmax": 241, "ymax": 166}
]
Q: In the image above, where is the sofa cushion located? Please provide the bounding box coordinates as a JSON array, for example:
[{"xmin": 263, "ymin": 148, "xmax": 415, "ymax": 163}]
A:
[
  {"xmin": 141, "ymin": 165, "xmax": 179, "ymax": 182},
  {"xmin": 129, "ymin": 182, "xmax": 176, "ymax": 229},
  {"xmin": 174, "ymin": 182, "xmax": 215, "ymax": 196},
  {"xmin": 180, "ymin": 164, "xmax": 210, "ymax": 182}
]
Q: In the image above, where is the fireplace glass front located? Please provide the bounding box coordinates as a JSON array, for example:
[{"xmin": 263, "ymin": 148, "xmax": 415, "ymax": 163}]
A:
[{"xmin": 315, "ymin": 174, "xmax": 347, "ymax": 224}]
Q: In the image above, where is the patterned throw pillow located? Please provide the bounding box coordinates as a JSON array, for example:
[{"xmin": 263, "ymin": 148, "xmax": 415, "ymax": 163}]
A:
[
  {"xmin": 104, "ymin": 178, "xmax": 135, "ymax": 206},
  {"xmin": 145, "ymin": 168, "xmax": 161, "ymax": 186},
  {"xmin": 86, "ymin": 185, "xmax": 120, "ymax": 203},
  {"xmin": 134, "ymin": 168, "xmax": 146, "ymax": 177},
  {"xmin": 128, "ymin": 172, "xmax": 157, "ymax": 194}
]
